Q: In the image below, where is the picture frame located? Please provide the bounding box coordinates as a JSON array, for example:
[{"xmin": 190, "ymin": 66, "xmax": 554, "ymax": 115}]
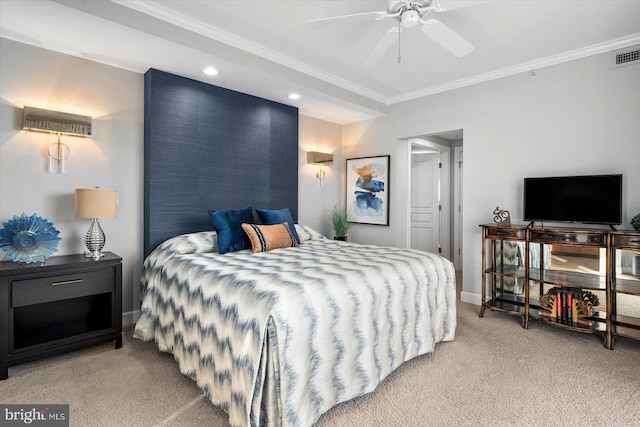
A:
[{"xmin": 345, "ymin": 155, "xmax": 390, "ymax": 226}]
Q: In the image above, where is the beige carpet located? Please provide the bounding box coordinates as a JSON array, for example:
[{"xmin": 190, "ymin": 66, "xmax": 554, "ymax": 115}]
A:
[{"xmin": 2, "ymin": 280, "xmax": 639, "ymax": 426}]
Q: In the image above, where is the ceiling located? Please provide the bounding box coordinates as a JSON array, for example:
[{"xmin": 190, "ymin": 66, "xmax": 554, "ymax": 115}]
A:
[{"xmin": 1, "ymin": 0, "xmax": 639, "ymax": 124}]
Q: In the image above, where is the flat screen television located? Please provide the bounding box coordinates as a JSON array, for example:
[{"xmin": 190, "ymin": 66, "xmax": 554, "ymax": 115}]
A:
[{"xmin": 523, "ymin": 174, "xmax": 622, "ymax": 226}]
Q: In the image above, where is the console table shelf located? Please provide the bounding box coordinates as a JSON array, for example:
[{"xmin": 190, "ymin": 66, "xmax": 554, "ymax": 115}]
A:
[
  {"xmin": 529, "ymin": 307, "xmax": 607, "ymax": 333},
  {"xmin": 484, "ymin": 265, "xmax": 526, "ymax": 278},
  {"xmin": 529, "ymin": 269, "xmax": 607, "ymax": 290},
  {"xmin": 609, "ymin": 230, "xmax": 640, "ymax": 348},
  {"xmin": 480, "ymin": 224, "xmax": 640, "ymax": 350}
]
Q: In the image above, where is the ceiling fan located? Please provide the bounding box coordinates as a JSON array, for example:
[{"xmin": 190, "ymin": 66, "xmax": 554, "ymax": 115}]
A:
[{"xmin": 310, "ymin": 0, "xmax": 475, "ymax": 68}]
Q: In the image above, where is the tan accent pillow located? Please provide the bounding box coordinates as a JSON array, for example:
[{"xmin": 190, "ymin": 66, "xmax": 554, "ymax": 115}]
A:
[{"xmin": 241, "ymin": 222, "xmax": 299, "ymax": 253}]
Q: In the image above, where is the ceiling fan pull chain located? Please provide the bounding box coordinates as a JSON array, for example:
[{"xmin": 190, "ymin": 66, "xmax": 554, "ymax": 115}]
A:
[{"xmin": 397, "ymin": 20, "xmax": 401, "ymax": 63}]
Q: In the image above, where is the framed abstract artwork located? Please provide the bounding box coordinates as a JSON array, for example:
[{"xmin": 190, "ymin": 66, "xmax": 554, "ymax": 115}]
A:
[{"xmin": 346, "ymin": 155, "xmax": 390, "ymax": 226}]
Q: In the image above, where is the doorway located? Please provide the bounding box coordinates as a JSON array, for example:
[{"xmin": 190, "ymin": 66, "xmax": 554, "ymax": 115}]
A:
[
  {"xmin": 406, "ymin": 131, "xmax": 463, "ymax": 268},
  {"xmin": 410, "ymin": 143, "xmax": 449, "ymax": 257}
]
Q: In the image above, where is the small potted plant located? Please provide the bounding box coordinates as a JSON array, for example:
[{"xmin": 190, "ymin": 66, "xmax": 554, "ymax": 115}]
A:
[
  {"xmin": 330, "ymin": 206, "xmax": 352, "ymax": 241},
  {"xmin": 632, "ymin": 213, "xmax": 640, "ymax": 277}
]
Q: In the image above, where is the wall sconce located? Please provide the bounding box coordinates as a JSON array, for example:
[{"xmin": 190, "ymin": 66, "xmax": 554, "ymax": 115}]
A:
[
  {"xmin": 75, "ymin": 187, "xmax": 118, "ymax": 260},
  {"xmin": 307, "ymin": 151, "xmax": 333, "ymax": 186},
  {"xmin": 22, "ymin": 106, "xmax": 92, "ymax": 173}
]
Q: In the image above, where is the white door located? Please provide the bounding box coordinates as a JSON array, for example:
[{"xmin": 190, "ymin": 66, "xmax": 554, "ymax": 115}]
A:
[{"xmin": 411, "ymin": 152, "xmax": 441, "ymax": 254}]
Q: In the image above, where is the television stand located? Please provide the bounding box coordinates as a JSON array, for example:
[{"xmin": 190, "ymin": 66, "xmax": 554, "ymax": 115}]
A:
[{"xmin": 479, "ymin": 223, "xmax": 640, "ymax": 349}]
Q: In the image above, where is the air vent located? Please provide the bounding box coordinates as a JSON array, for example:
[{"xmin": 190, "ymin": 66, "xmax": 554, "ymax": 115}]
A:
[{"xmin": 612, "ymin": 45, "xmax": 640, "ymax": 68}]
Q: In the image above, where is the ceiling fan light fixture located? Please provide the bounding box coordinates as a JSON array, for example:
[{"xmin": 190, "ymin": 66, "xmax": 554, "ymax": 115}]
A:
[{"xmin": 401, "ymin": 10, "xmax": 420, "ymax": 28}]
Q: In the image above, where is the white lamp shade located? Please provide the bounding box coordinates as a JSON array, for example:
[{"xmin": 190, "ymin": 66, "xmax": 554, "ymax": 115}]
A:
[{"xmin": 75, "ymin": 188, "xmax": 118, "ymax": 219}]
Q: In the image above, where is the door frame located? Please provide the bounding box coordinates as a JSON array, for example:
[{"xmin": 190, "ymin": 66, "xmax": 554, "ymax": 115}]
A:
[
  {"xmin": 406, "ymin": 138, "xmax": 451, "ymax": 259},
  {"xmin": 453, "ymin": 146, "xmax": 463, "ymax": 269}
]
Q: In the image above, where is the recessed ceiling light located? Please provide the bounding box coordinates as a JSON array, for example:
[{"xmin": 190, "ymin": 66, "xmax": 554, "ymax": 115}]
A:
[
  {"xmin": 288, "ymin": 93, "xmax": 301, "ymax": 100},
  {"xmin": 203, "ymin": 67, "xmax": 219, "ymax": 76}
]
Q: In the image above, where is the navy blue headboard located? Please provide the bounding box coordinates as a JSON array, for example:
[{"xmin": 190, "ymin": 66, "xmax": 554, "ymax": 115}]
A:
[{"xmin": 144, "ymin": 69, "xmax": 299, "ymax": 256}]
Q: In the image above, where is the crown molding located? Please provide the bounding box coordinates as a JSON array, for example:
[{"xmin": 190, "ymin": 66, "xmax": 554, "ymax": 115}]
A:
[
  {"xmin": 111, "ymin": 0, "xmax": 388, "ymax": 104},
  {"xmin": 389, "ymin": 33, "xmax": 640, "ymax": 104},
  {"xmin": 110, "ymin": 1, "xmax": 640, "ymax": 108}
]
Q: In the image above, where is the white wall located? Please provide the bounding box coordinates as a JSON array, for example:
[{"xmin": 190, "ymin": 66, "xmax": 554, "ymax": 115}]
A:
[
  {"xmin": 298, "ymin": 115, "xmax": 343, "ymax": 237},
  {"xmin": 0, "ymin": 39, "xmax": 345, "ymax": 322},
  {"xmin": 0, "ymin": 38, "xmax": 144, "ymax": 323},
  {"xmin": 343, "ymin": 51, "xmax": 640, "ymax": 305}
]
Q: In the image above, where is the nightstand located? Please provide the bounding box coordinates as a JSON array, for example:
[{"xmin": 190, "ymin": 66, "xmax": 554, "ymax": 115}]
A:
[{"xmin": 0, "ymin": 252, "xmax": 122, "ymax": 380}]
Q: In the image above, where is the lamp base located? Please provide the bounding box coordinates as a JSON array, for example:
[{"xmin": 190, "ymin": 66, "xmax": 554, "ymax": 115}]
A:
[
  {"xmin": 85, "ymin": 218, "xmax": 106, "ymax": 261},
  {"xmin": 85, "ymin": 250, "xmax": 105, "ymax": 260}
]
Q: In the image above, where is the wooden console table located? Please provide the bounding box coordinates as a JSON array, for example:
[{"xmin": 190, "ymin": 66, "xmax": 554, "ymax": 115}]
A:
[{"xmin": 480, "ymin": 224, "xmax": 640, "ymax": 349}]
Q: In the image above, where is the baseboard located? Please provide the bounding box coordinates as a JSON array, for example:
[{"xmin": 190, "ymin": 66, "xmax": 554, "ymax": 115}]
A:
[
  {"xmin": 460, "ymin": 291, "xmax": 482, "ymax": 306},
  {"xmin": 122, "ymin": 309, "xmax": 140, "ymax": 326}
]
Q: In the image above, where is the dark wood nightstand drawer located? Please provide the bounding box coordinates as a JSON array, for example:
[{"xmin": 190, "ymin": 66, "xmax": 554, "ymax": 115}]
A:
[
  {"xmin": 528, "ymin": 229, "xmax": 607, "ymax": 246},
  {"xmin": 610, "ymin": 233, "xmax": 640, "ymax": 250},
  {"xmin": 12, "ymin": 269, "xmax": 114, "ymax": 308}
]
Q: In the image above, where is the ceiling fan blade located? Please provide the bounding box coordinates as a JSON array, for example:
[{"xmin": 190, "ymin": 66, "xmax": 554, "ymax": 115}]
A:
[
  {"xmin": 309, "ymin": 10, "xmax": 387, "ymax": 27},
  {"xmin": 363, "ymin": 27, "xmax": 401, "ymax": 69},
  {"xmin": 421, "ymin": 19, "xmax": 474, "ymax": 57},
  {"xmin": 435, "ymin": 0, "xmax": 492, "ymax": 12}
]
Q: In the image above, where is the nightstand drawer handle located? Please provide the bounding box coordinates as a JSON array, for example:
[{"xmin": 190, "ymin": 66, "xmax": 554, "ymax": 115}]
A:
[{"xmin": 51, "ymin": 279, "xmax": 83, "ymax": 286}]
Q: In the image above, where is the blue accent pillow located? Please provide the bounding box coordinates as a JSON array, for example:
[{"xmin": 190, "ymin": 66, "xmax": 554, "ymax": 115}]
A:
[
  {"xmin": 255, "ymin": 208, "xmax": 300, "ymax": 243},
  {"xmin": 208, "ymin": 207, "xmax": 254, "ymax": 254}
]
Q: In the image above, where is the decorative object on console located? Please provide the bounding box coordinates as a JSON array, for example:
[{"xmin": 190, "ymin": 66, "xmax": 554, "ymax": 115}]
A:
[
  {"xmin": 631, "ymin": 213, "xmax": 640, "ymax": 232},
  {"xmin": 346, "ymin": 155, "xmax": 390, "ymax": 226},
  {"xmin": 22, "ymin": 106, "xmax": 92, "ymax": 173},
  {"xmin": 75, "ymin": 187, "xmax": 118, "ymax": 260},
  {"xmin": 493, "ymin": 206, "xmax": 511, "ymax": 226},
  {"xmin": 0, "ymin": 213, "xmax": 61, "ymax": 264},
  {"xmin": 306, "ymin": 151, "xmax": 333, "ymax": 187},
  {"xmin": 330, "ymin": 206, "xmax": 352, "ymax": 241},
  {"xmin": 538, "ymin": 287, "xmax": 599, "ymax": 326}
]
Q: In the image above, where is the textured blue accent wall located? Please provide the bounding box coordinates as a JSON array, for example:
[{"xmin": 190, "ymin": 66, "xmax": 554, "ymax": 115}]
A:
[{"xmin": 144, "ymin": 69, "xmax": 298, "ymax": 256}]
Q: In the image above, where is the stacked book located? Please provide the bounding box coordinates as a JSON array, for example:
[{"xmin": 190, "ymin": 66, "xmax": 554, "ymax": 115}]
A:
[{"xmin": 538, "ymin": 287, "xmax": 596, "ymax": 326}]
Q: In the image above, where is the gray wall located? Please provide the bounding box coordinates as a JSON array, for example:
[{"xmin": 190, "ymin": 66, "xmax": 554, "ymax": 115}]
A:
[
  {"xmin": 343, "ymin": 51, "xmax": 640, "ymax": 304},
  {"xmin": 0, "ymin": 38, "xmax": 144, "ymax": 324},
  {"xmin": 0, "ymin": 38, "xmax": 343, "ymax": 323}
]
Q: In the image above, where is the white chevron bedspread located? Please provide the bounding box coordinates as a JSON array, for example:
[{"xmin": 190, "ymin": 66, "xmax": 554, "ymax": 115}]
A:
[{"xmin": 134, "ymin": 225, "xmax": 456, "ymax": 427}]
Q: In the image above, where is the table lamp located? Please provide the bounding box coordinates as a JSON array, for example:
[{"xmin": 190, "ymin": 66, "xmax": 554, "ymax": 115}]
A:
[{"xmin": 75, "ymin": 187, "xmax": 117, "ymax": 260}]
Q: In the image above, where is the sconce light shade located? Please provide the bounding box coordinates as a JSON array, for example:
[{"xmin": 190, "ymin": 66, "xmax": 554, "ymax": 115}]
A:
[
  {"xmin": 306, "ymin": 151, "xmax": 333, "ymax": 165},
  {"xmin": 23, "ymin": 106, "xmax": 92, "ymax": 173},
  {"xmin": 23, "ymin": 106, "xmax": 92, "ymax": 137},
  {"xmin": 307, "ymin": 151, "xmax": 333, "ymax": 186},
  {"xmin": 75, "ymin": 187, "xmax": 118, "ymax": 259}
]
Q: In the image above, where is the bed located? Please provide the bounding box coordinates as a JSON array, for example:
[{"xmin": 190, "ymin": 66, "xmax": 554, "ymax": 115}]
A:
[{"xmin": 134, "ymin": 224, "xmax": 456, "ymax": 427}]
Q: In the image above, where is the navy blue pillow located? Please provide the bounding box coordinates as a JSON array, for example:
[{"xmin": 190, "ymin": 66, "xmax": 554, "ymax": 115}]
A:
[
  {"xmin": 208, "ymin": 207, "xmax": 254, "ymax": 254},
  {"xmin": 256, "ymin": 208, "xmax": 300, "ymax": 244}
]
